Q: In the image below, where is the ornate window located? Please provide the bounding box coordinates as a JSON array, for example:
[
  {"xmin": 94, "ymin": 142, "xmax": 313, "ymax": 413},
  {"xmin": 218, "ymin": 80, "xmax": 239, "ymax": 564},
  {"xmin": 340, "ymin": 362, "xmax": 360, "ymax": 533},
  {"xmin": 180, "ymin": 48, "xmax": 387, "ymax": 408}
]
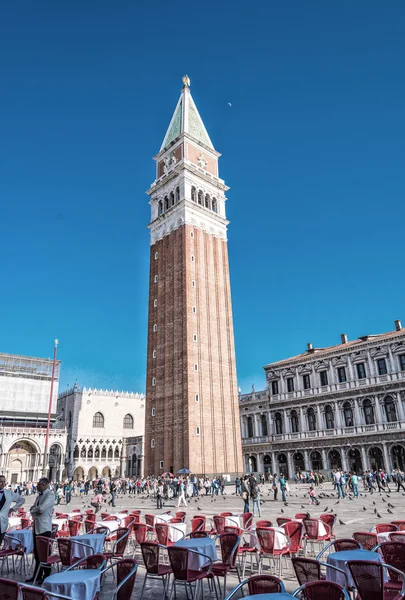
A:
[
  {"xmin": 205, "ymin": 194, "xmax": 210, "ymax": 209},
  {"xmin": 191, "ymin": 186, "xmax": 197, "ymax": 202},
  {"xmin": 363, "ymin": 399, "xmax": 375, "ymax": 424},
  {"xmin": 164, "ymin": 196, "xmax": 169, "ymax": 211},
  {"xmin": 198, "ymin": 190, "xmax": 203, "ymax": 205},
  {"xmin": 307, "ymin": 408, "xmax": 316, "ymax": 431},
  {"xmin": 320, "ymin": 371, "xmax": 328, "ymax": 386},
  {"xmin": 377, "ymin": 358, "xmax": 387, "ymax": 375},
  {"xmin": 170, "ymin": 191, "xmax": 175, "ymax": 206},
  {"xmin": 88, "ymin": 446, "xmax": 93, "ymax": 459},
  {"xmin": 158, "ymin": 200, "xmax": 163, "ymax": 215},
  {"xmin": 287, "ymin": 378, "xmax": 294, "ymax": 392},
  {"xmin": 274, "ymin": 412, "xmax": 283, "ymax": 435},
  {"xmin": 95, "ymin": 446, "xmax": 100, "ymax": 459},
  {"xmin": 108, "ymin": 446, "xmax": 113, "ymax": 459},
  {"xmin": 101, "ymin": 447, "xmax": 106, "ymax": 459},
  {"xmin": 303, "ymin": 374, "xmax": 311, "ymax": 390},
  {"xmin": 384, "ymin": 396, "xmax": 397, "ymax": 422},
  {"xmin": 175, "ymin": 186, "xmax": 180, "ymax": 202},
  {"xmin": 337, "ymin": 367, "xmax": 347, "ymax": 383},
  {"xmin": 271, "ymin": 381, "xmax": 279, "ymax": 395},
  {"xmin": 290, "ymin": 409, "xmax": 299, "ymax": 433},
  {"xmin": 261, "ymin": 414, "xmax": 268, "ymax": 436},
  {"xmin": 123, "ymin": 414, "xmax": 134, "ymax": 429},
  {"xmin": 325, "ymin": 405, "xmax": 334, "ymax": 429},
  {"xmin": 73, "ymin": 446, "xmax": 79, "ymax": 459},
  {"xmin": 93, "ymin": 412, "xmax": 104, "ymax": 428},
  {"xmin": 399, "ymin": 354, "xmax": 405, "ymax": 371},
  {"xmin": 356, "ymin": 362, "xmax": 366, "ymax": 379},
  {"xmin": 343, "ymin": 402, "xmax": 354, "ymax": 427},
  {"xmin": 114, "ymin": 447, "xmax": 120, "ymax": 459},
  {"xmin": 212, "ymin": 198, "xmax": 217, "ymax": 213},
  {"xmin": 247, "ymin": 416, "xmax": 253, "ymax": 438}
]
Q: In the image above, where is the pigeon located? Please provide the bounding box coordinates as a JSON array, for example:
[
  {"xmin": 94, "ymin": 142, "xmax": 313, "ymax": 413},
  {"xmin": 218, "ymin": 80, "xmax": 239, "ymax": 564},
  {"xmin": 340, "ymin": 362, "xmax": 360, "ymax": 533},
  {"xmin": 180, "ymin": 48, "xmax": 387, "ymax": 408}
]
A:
[
  {"xmin": 335, "ymin": 501, "xmax": 339, "ymax": 505},
  {"xmin": 388, "ymin": 503, "xmax": 395, "ymax": 508},
  {"xmin": 324, "ymin": 507, "xmax": 329, "ymax": 512},
  {"xmin": 377, "ymin": 513, "xmax": 382, "ymax": 518},
  {"xmin": 301, "ymin": 505, "xmax": 305, "ymax": 509},
  {"xmin": 197, "ymin": 506, "xmax": 201, "ymax": 511},
  {"xmin": 374, "ymin": 508, "xmax": 377, "ymax": 514},
  {"xmin": 382, "ymin": 498, "xmax": 386, "ymax": 503},
  {"xmin": 339, "ymin": 519, "xmax": 345, "ymax": 525},
  {"xmin": 363, "ymin": 507, "xmax": 367, "ymax": 511},
  {"xmin": 373, "ymin": 501, "xmax": 376, "ymax": 505},
  {"xmin": 281, "ymin": 509, "xmax": 284, "ymax": 514},
  {"xmin": 388, "ymin": 509, "xmax": 393, "ymax": 515},
  {"xmin": 348, "ymin": 496, "xmax": 353, "ymax": 501}
]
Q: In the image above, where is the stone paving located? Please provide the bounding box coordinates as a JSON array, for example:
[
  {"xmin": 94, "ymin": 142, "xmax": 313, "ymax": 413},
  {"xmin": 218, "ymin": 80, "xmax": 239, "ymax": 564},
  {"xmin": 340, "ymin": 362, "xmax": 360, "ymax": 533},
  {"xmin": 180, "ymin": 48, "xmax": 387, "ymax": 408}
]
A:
[{"xmin": 9, "ymin": 481, "xmax": 405, "ymax": 597}]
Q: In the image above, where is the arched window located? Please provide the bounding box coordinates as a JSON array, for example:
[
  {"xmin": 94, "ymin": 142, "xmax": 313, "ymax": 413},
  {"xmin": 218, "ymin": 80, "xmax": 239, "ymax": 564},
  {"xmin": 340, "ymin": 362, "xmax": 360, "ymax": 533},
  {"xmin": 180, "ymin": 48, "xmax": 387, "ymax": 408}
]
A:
[
  {"xmin": 261, "ymin": 414, "xmax": 268, "ymax": 436},
  {"xmin": 212, "ymin": 198, "xmax": 217, "ymax": 213},
  {"xmin": 158, "ymin": 200, "xmax": 163, "ymax": 215},
  {"xmin": 274, "ymin": 412, "xmax": 283, "ymax": 435},
  {"xmin": 191, "ymin": 186, "xmax": 197, "ymax": 202},
  {"xmin": 170, "ymin": 191, "xmax": 175, "ymax": 206},
  {"xmin": 108, "ymin": 446, "xmax": 113, "ymax": 459},
  {"xmin": 114, "ymin": 447, "xmax": 120, "ymax": 459},
  {"xmin": 205, "ymin": 194, "xmax": 210, "ymax": 209},
  {"xmin": 88, "ymin": 446, "xmax": 93, "ymax": 459},
  {"xmin": 81, "ymin": 445, "xmax": 86, "ymax": 459},
  {"xmin": 290, "ymin": 409, "xmax": 299, "ymax": 433},
  {"xmin": 247, "ymin": 416, "xmax": 253, "ymax": 438},
  {"xmin": 198, "ymin": 190, "xmax": 203, "ymax": 205},
  {"xmin": 73, "ymin": 446, "xmax": 79, "ymax": 459},
  {"xmin": 307, "ymin": 408, "xmax": 317, "ymax": 431},
  {"xmin": 123, "ymin": 414, "xmax": 134, "ymax": 429},
  {"xmin": 164, "ymin": 196, "xmax": 169, "ymax": 210},
  {"xmin": 325, "ymin": 405, "xmax": 334, "ymax": 430},
  {"xmin": 101, "ymin": 447, "xmax": 106, "ymax": 459},
  {"xmin": 343, "ymin": 402, "xmax": 354, "ymax": 427},
  {"xmin": 93, "ymin": 412, "xmax": 104, "ymax": 428},
  {"xmin": 175, "ymin": 186, "xmax": 180, "ymax": 202},
  {"xmin": 363, "ymin": 399, "xmax": 375, "ymax": 424},
  {"xmin": 385, "ymin": 396, "xmax": 397, "ymax": 422},
  {"xmin": 95, "ymin": 446, "xmax": 100, "ymax": 459}
]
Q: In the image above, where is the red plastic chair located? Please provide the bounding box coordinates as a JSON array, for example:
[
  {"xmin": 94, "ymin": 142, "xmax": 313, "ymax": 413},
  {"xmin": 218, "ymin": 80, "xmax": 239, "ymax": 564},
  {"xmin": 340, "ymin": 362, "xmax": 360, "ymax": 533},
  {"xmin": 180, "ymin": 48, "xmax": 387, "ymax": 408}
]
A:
[
  {"xmin": 0, "ymin": 577, "xmax": 19, "ymax": 600},
  {"xmin": 277, "ymin": 517, "xmax": 292, "ymax": 527},
  {"xmin": 391, "ymin": 521, "xmax": 405, "ymax": 528},
  {"xmin": 101, "ymin": 558, "xmax": 138, "ymax": 600},
  {"xmin": 167, "ymin": 546, "xmax": 213, "ymax": 599},
  {"xmin": 213, "ymin": 516, "xmax": 226, "ymax": 535},
  {"xmin": 319, "ymin": 513, "xmax": 336, "ymax": 539},
  {"xmin": 71, "ymin": 509, "xmax": 81, "ymax": 513},
  {"xmin": 347, "ymin": 559, "xmax": 405, "ymax": 600},
  {"xmin": 389, "ymin": 532, "xmax": 405, "ymax": 543},
  {"xmin": 2, "ymin": 533, "xmax": 28, "ymax": 575},
  {"xmin": 219, "ymin": 512, "xmax": 233, "ymax": 517},
  {"xmin": 175, "ymin": 511, "xmax": 186, "ymax": 522},
  {"xmin": 295, "ymin": 513, "xmax": 310, "ymax": 520},
  {"xmin": 256, "ymin": 520, "xmax": 273, "ymax": 528},
  {"xmin": 224, "ymin": 574, "xmax": 285, "ymax": 599},
  {"xmin": 21, "ymin": 518, "xmax": 32, "ymax": 529},
  {"xmin": 375, "ymin": 524, "xmax": 398, "ymax": 534},
  {"xmin": 256, "ymin": 527, "xmax": 290, "ymax": 577},
  {"xmin": 316, "ymin": 538, "xmax": 362, "ymax": 560},
  {"xmin": 302, "ymin": 519, "xmax": 331, "ymax": 555},
  {"xmin": 242, "ymin": 512, "xmax": 253, "ymax": 529},
  {"xmin": 68, "ymin": 519, "xmax": 81, "ymax": 537},
  {"xmin": 57, "ymin": 538, "xmax": 84, "ymax": 568},
  {"xmin": 85, "ymin": 519, "xmax": 96, "ymax": 533},
  {"xmin": 210, "ymin": 532, "xmax": 241, "ymax": 597},
  {"xmin": 33, "ymin": 536, "xmax": 61, "ymax": 583},
  {"xmin": 291, "ymin": 556, "xmax": 348, "ymax": 587},
  {"xmin": 283, "ymin": 520, "xmax": 304, "ymax": 556},
  {"xmin": 189, "ymin": 531, "xmax": 209, "ymax": 539},
  {"xmin": 353, "ymin": 531, "xmax": 378, "ymax": 551},
  {"xmin": 191, "ymin": 516, "xmax": 206, "ymax": 532},
  {"xmin": 20, "ymin": 586, "xmax": 74, "ymax": 600},
  {"xmin": 140, "ymin": 542, "xmax": 172, "ymax": 599},
  {"xmin": 103, "ymin": 528, "xmax": 130, "ymax": 565},
  {"xmin": 292, "ymin": 580, "xmax": 350, "ymax": 599},
  {"xmin": 65, "ymin": 553, "xmax": 106, "ymax": 571},
  {"xmin": 375, "ymin": 542, "xmax": 405, "ymax": 597},
  {"xmin": 169, "ymin": 518, "xmax": 183, "ymax": 524},
  {"xmin": 145, "ymin": 514, "xmax": 155, "ymax": 535},
  {"xmin": 133, "ymin": 523, "xmax": 148, "ymax": 557},
  {"xmin": 155, "ymin": 523, "xmax": 175, "ymax": 547}
]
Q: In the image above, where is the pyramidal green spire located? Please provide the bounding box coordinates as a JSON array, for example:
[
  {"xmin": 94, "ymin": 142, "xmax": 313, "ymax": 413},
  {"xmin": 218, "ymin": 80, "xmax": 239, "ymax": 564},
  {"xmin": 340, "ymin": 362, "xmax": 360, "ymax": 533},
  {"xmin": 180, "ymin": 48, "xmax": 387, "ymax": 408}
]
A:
[{"xmin": 160, "ymin": 76, "xmax": 214, "ymax": 151}]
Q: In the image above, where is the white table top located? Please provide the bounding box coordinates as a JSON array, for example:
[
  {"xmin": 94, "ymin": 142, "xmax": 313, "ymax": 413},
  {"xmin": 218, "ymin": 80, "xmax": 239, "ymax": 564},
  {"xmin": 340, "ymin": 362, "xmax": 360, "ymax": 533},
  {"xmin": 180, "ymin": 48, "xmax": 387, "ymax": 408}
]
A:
[
  {"xmin": 43, "ymin": 569, "xmax": 100, "ymax": 600},
  {"xmin": 96, "ymin": 519, "xmax": 119, "ymax": 533},
  {"xmin": 70, "ymin": 533, "xmax": 105, "ymax": 558},
  {"xmin": 7, "ymin": 517, "xmax": 21, "ymax": 531},
  {"xmin": 169, "ymin": 523, "xmax": 186, "ymax": 542},
  {"xmin": 5, "ymin": 529, "xmax": 34, "ymax": 555},
  {"xmin": 226, "ymin": 515, "xmax": 242, "ymax": 528},
  {"xmin": 175, "ymin": 537, "xmax": 218, "ymax": 571},
  {"xmin": 155, "ymin": 514, "xmax": 172, "ymax": 524}
]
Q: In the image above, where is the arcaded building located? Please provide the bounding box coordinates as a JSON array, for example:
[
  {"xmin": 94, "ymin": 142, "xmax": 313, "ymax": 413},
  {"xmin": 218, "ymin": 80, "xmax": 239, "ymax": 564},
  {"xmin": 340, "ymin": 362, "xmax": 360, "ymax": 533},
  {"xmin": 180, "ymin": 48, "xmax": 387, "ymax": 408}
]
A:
[
  {"xmin": 144, "ymin": 77, "xmax": 243, "ymax": 477},
  {"xmin": 240, "ymin": 321, "xmax": 405, "ymax": 477}
]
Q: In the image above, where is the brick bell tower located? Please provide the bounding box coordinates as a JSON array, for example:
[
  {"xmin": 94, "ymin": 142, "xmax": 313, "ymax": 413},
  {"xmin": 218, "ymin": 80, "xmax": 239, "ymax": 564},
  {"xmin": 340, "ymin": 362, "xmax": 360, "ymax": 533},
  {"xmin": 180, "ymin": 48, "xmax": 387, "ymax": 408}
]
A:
[{"xmin": 144, "ymin": 76, "xmax": 243, "ymax": 477}]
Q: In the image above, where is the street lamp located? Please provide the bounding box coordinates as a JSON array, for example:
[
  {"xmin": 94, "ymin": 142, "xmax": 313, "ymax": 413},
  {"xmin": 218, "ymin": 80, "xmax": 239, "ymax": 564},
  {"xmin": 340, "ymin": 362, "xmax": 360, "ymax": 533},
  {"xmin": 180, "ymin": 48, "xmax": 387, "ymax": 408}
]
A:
[{"xmin": 42, "ymin": 339, "xmax": 59, "ymax": 478}]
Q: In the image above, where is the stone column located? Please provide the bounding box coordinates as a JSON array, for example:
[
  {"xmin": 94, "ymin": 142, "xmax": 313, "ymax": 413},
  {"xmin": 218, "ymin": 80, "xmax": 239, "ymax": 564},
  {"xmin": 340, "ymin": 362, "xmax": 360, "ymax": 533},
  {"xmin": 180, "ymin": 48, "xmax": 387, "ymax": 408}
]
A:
[
  {"xmin": 299, "ymin": 407, "xmax": 305, "ymax": 432},
  {"xmin": 382, "ymin": 443, "xmax": 391, "ymax": 472},
  {"xmin": 321, "ymin": 448, "xmax": 328, "ymax": 472},
  {"xmin": 304, "ymin": 449, "xmax": 310, "ymax": 471},
  {"xmin": 257, "ymin": 453, "xmax": 264, "ymax": 474},
  {"xmin": 341, "ymin": 449, "xmax": 348, "ymax": 472},
  {"xmin": 395, "ymin": 394, "xmax": 405, "ymax": 421},
  {"xmin": 353, "ymin": 398, "xmax": 362, "ymax": 426},
  {"xmin": 284, "ymin": 410, "xmax": 290, "ymax": 434},
  {"xmin": 334, "ymin": 403, "xmax": 342, "ymax": 428},
  {"xmin": 361, "ymin": 446, "xmax": 368, "ymax": 471},
  {"xmin": 254, "ymin": 414, "xmax": 260, "ymax": 437},
  {"xmin": 375, "ymin": 398, "xmax": 384, "ymax": 423},
  {"xmin": 316, "ymin": 405, "xmax": 323, "ymax": 430},
  {"xmin": 120, "ymin": 440, "xmax": 127, "ymax": 477},
  {"xmin": 271, "ymin": 451, "xmax": 279, "ymax": 476},
  {"xmin": 287, "ymin": 451, "xmax": 294, "ymax": 479}
]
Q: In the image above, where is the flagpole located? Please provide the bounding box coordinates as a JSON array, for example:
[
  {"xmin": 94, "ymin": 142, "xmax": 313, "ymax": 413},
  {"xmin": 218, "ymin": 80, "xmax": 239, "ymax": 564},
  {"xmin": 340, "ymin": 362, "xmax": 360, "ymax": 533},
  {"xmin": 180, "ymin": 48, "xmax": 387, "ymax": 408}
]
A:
[{"xmin": 42, "ymin": 339, "xmax": 59, "ymax": 478}]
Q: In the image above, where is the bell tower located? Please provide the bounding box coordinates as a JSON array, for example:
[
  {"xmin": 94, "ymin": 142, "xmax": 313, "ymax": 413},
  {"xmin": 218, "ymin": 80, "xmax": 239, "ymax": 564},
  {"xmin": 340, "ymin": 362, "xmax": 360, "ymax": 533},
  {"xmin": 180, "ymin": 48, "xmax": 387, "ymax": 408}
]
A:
[{"xmin": 144, "ymin": 76, "xmax": 243, "ymax": 477}]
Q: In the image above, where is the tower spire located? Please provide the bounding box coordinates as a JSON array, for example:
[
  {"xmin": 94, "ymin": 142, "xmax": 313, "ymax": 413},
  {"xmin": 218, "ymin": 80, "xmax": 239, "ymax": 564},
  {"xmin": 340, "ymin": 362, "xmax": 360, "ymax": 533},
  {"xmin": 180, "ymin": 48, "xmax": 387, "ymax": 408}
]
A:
[{"xmin": 160, "ymin": 77, "xmax": 214, "ymax": 152}]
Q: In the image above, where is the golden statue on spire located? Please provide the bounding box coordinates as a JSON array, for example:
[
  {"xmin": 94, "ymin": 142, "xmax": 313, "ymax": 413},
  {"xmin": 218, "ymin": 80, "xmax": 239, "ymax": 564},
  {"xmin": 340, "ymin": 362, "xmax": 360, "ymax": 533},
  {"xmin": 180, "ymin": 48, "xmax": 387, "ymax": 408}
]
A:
[{"xmin": 182, "ymin": 74, "xmax": 190, "ymax": 88}]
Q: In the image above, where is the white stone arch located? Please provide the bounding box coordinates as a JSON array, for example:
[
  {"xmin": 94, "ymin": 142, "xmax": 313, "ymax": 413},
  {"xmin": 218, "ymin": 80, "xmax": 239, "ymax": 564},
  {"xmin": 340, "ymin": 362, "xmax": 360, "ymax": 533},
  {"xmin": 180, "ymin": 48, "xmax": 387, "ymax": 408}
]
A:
[
  {"xmin": 176, "ymin": 218, "xmax": 184, "ymax": 227},
  {"xmin": 7, "ymin": 438, "xmax": 41, "ymax": 454}
]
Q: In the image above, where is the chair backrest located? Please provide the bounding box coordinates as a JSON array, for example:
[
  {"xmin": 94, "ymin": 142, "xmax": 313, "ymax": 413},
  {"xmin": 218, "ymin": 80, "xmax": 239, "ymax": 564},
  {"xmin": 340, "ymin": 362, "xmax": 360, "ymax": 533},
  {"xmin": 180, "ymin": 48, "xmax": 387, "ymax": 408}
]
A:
[
  {"xmin": 155, "ymin": 523, "xmax": 169, "ymax": 545},
  {"xmin": 68, "ymin": 519, "xmax": 81, "ymax": 536},
  {"xmin": 145, "ymin": 514, "xmax": 155, "ymax": 528},
  {"xmin": 247, "ymin": 574, "xmax": 284, "ymax": 595},
  {"xmin": 256, "ymin": 528, "xmax": 276, "ymax": 554},
  {"xmin": 87, "ymin": 513, "xmax": 97, "ymax": 523},
  {"xmin": 71, "ymin": 509, "xmax": 81, "ymax": 513},
  {"xmin": 86, "ymin": 553, "xmax": 106, "ymax": 569},
  {"xmin": 0, "ymin": 578, "xmax": 19, "ymax": 600},
  {"xmin": 133, "ymin": 523, "xmax": 148, "ymax": 544},
  {"xmin": 85, "ymin": 509, "xmax": 95, "ymax": 515},
  {"xmin": 277, "ymin": 517, "xmax": 292, "ymax": 527},
  {"xmin": 320, "ymin": 513, "xmax": 336, "ymax": 532},
  {"xmin": 120, "ymin": 510, "xmax": 128, "ymax": 514},
  {"xmin": 116, "ymin": 558, "xmax": 138, "ymax": 600},
  {"xmin": 389, "ymin": 532, "xmax": 405, "ymax": 543},
  {"xmin": 57, "ymin": 538, "xmax": 74, "ymax": 566},
  {"xmin": 169, "ymin": 518, "xmax": 183, "ymax": 523},
  {"xmin": 91, "ymin": 526, "xmax": 109, "ymax": 536},
  {"xmin": 191, "ymin": 517, "xmax": 206, "ymax": 532},
  {"xmin": 400, "ymin": 524, "xmax": 405, "ymax": 532},
  {"xmin": 296, "ymin": 580, "xmax": 347, "ymax": 599},
  {"xmin": 114, "ymin": 528, "xmax": 130, "ymax": 555},
  {"xmin": 167, "ymin": 546, "xmax": 190, "ymax": 580},
  {"xmin": 224, "ymin": 526, "xmax": 240, "ymax": 535},
  {"xmin": 303, "ymin": 519, "xmax": 320, "ymax": 540},
  {"xmin": 122, "ymin": 516, "xmax": 135, "ymax": 530},
  {"xmin": 219, "ymin": 512, "xmax": 233, "ymax": 517},
  {"xmin": 353, "ymin": 531, "xmax": 378, "ymax": 551},
  {"xmin": 85, "ymin": 519, "xmax": 95, "ymax": 533},
  {"xmin": 391, "ymin": 521, "xmax": 405, "ymax": 528},
  {"xmin": 36, "ymin": 536, "xmax": 53, "ymax": 562},
  {"xmin": 104, "ymin": 515, "xmax": 120, "ymax": 521},
  {"xmin": 20, "ymin": 586, "xmax": 47, "ymax": 600},
  {"xmin": 101, "ymin": 512, "xmax": 109, "ymax": 520},
  {"xmin": 347, "ymin": 560, "xmax": 383, "ymax": 600},
  {"xmin": 283, "ymin": 521, "xmax": 303, "ymax": 552},
  {"xmin": 189, "ymin": 532, "xmax": 208, "ymax": 539},
  {"xmin": 256, "ymin": 520, "xmax": 272, "ymax": 528},
  {"xmin": 377, "ymin": 542, "xmax": 405, "ymax": 582},
  {"xmin": 213, "ymin": 515, "xmax": 226, "ymax": 534},
  {"xmin": 333, "ymin": 538, "xmax": 362, "ymax": 552},
  {"xmin": 375, "ymin": 524, "xmax": 397, "ymax": 534},
  {"xmin": 242, "ymin": 512, "xmax": 253, "ymax": 529},
  {"xmin": 141, "ymin": 541, "xmax": 161, "ymax": 574},
  {"xmin": 291, "ymin": 557, "xmax": 321, "ymax": 585},
  {"xmin": 295, "ymin": 513, "xmax": 310, "ymax": 520},
  {"xmin": 71, "ymin": 514, "xmax": 83, "ymax": 522},
  {"xmin": 219, "ymin": 533, "xmax": 240, "ymax": 567},
  {"xmin": 21, "ymin": 518, "xmax": 31, "ymax": 529},
  {"xmin": 175, "ymin": 511, "xmax": 186, "ymax": 522}
]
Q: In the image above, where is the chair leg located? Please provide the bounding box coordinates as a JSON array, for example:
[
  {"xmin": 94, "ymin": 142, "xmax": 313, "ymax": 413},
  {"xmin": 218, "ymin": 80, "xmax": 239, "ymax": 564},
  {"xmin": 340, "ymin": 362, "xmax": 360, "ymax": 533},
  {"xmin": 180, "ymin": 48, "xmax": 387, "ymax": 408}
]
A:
[{"xmin": 139, "ymin": 573, "xmax": 148, "ymax": 600}]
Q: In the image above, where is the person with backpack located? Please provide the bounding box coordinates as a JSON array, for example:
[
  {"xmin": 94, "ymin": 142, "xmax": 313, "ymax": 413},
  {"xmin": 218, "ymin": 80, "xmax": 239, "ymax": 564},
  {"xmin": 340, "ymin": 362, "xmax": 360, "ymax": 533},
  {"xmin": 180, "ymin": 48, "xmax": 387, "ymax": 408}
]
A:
[
  {"xmin": 279, "ymin": 474, "xmax": 287, "ymax": 502},
  {"xmin": 241, "ymin": 476, "xmax": 250, "ymax": 513}
]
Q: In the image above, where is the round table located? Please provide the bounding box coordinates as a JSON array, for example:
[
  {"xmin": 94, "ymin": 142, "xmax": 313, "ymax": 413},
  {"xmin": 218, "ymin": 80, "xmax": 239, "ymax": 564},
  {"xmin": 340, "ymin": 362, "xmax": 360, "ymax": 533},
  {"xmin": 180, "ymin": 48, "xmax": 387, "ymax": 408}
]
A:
[
  {"xmin": 326, "ymin": 549, "xmax": 382, "ymax": 588},
  {"xmin": 377, "ymin": 531, "xmax": 399, "ymax": 544},
  {"xmin": 52, "ymin": 518, "xmax": 68, "ymax": 531},
  {"xmin": 250, "ymin": 527, "xmax": 289, "ymax": 550},
  {"xmin": 70, "ymin": 533, "xmax": 105, "ymax": 558},
  {"xmin": 43, "ymin": 569, "xmax": 100, "ymax": 600},
  {"xmin": 7, "ymin": 517, "xmax": 21, "ymax": 531},
  {"xmin": 5, "ymin": 530, "xmax": 34, "ymax": 554},
  {"xmin": 169, "ymin": 523, "xmax": 186, "ymax": 542},
  {"xmin": 226, "ymin": 515, "xmax": 242, "ymax": 528},
  {"xmin": 175, "ymin": 538, "xmax": 218, "ymax": 571},
  {"xmin": 155, "ymin": 514, "xmax": 172, "ymax": 524},
  {"xmin": 242, "ymin": 595, "xmax": 294, "ymax": 599},
  {"xmin": 96, "ymin": 519, "xmax": 119, "ymax": 533}
]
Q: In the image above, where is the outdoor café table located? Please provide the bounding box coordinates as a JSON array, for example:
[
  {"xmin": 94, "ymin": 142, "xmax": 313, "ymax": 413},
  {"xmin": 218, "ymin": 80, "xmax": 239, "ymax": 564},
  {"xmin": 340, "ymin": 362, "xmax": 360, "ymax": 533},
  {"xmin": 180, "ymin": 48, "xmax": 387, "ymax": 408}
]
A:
[
  {"xmin": 377, "ymin": 531, "xmax": 399, "ymax": 544},
  {"xmin": 5, "ymin": 529, "xmax": 34, "ymax": 555},
  {"xmin": 155, "ymin": 514, "xmax": 172, "ymax": 524},
  {"xmin": 175, "ymin": 537, "xmax": 218, "ymax": 571},
  {"xmin": 43, "ymin": 569, "xmax": 100, "ymax": 600},
  {"xmin": 7, "ymin": 517, "xmax": 21, "ymax": 531},
  {"xmin": 250, "ymin": 526, "xmax": 289, "ymax": 550},
  {"xmin": 96, "ymin": 519, "xmax": 119, "ymax": 533},
  {"xmin": 226, "ymin": 515, "xmax": 242, "ymax": 528},
  {"xmin": 168, "ymin": 523, "xmax": 187, "ymax": 542},
  {"xmin": 326, "ymin": 549, "xmax": 383, "ymax": 588},
  {"xmin": 242, "ymin": 594, "xmax": 294, "ymax": 599},
  {"xmin": 71, "ymin": 533, "xmax": 105, "ymax": 558},
  {"xmin": 295, "ymin": 518, "xmax": 328, "ymax": 537},
  {"xmin": 52, "ymin": 518, "xmax": 68, "ymax": 531}
]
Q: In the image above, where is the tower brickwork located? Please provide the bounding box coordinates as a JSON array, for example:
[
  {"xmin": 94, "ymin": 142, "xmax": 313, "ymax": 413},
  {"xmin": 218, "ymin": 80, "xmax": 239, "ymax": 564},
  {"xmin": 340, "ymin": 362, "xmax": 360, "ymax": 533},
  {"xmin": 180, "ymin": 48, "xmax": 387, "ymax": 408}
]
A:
[{"xmin": 144, "ymin": 77, "xmax": 243, "ymax": 477}]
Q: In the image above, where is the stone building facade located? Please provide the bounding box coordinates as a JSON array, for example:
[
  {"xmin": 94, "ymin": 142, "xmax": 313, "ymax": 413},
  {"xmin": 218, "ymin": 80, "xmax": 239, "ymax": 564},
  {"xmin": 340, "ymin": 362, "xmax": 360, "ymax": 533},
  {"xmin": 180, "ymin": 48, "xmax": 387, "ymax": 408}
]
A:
[
  {"xmin": 240, "ymin": 321, "xmax": 405, "ymax": 478},
  {"xmin": 144, "ymin": 77, "xmax": 243, "ymax": 476},
  {"xmin": 0, "ymin": 351, "xmax": 67, "ymax": 483},
  {"xmin": 57, "ymin": 386, "xmax": 145, "ymax": 481}
]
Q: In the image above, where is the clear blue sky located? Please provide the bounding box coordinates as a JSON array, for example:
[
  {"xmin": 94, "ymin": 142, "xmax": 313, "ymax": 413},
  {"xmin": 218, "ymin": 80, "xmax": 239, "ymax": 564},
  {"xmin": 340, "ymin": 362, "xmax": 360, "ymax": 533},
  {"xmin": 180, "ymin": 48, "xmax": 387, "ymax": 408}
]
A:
[{"xmin": 1, "ymin": 1, "xmax": 404, "ymax": 394}]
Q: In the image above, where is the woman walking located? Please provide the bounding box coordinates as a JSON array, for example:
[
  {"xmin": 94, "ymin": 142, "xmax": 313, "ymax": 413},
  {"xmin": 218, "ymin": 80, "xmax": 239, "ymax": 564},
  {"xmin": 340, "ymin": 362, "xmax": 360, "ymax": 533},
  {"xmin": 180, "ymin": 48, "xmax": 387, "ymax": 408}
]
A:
[{"xmin": 241, "ymin": 476, "xmax": 250, "ymax": 513}]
